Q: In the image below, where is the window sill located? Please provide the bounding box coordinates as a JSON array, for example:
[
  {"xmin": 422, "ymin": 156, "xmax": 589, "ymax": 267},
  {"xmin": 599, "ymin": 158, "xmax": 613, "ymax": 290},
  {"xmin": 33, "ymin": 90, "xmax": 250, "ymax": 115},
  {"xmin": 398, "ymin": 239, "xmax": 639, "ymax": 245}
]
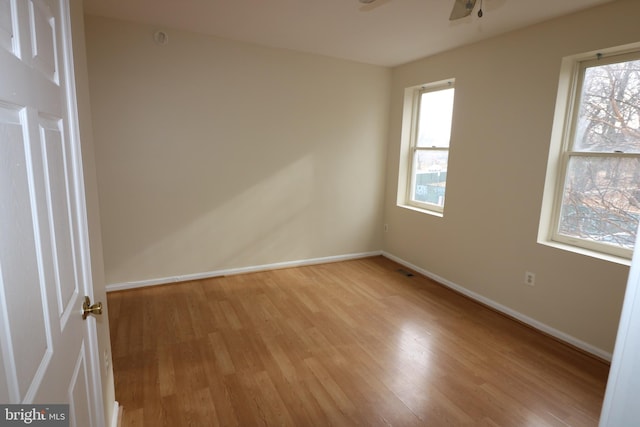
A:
[
  {"xmin": 397, "ymin": 203, "xmax": 444, "ymax": 218},
  {"xmin": 537, "ymin": 239, "xmax": 632, "ymax": 267}
]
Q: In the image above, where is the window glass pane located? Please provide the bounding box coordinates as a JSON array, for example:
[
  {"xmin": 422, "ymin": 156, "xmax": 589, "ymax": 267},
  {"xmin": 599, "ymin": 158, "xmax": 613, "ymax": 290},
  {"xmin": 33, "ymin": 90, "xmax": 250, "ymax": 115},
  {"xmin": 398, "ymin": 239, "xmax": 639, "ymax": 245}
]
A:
[
  {"xmin": 411, "ymin": 150, "xmax": 448, "ymax": 207},
  {"xmin": 574, "ymin": 59, "xmax": 640, "ymax": 153},
  {"xmin": 416, "ymin": 88, "xmax": 454, "ymax": 148},
  {"xmin": 558, "ymin": 156, "xmax": 640, "ymax": 249}
]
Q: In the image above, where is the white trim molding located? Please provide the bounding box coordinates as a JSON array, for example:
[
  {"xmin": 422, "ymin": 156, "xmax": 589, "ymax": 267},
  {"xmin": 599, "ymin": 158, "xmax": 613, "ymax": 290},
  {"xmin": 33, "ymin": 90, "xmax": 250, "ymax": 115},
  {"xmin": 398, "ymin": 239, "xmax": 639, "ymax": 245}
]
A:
[
  {"xmin": 382, "ymin": 251, "xmax": 613, "ymax": 362},
  {"xmin": 111, "ymin": 401, "xmax": 120, "ymax": 427},
  {"xmin": 105, "ymin": 251, "xmax": 382, "ymax": 292}
]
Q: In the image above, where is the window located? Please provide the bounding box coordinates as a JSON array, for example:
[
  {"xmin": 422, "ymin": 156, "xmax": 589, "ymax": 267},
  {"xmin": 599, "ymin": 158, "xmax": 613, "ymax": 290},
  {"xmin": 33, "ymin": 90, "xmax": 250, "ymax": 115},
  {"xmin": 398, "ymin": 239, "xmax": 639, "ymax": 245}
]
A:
[
  {"xmin": 541, "ymin": 48, "xmax": 640, "ymax": 260},
  {"xmin": 400, "ymin": 80, "xmax": 455, "ymax": 214}
]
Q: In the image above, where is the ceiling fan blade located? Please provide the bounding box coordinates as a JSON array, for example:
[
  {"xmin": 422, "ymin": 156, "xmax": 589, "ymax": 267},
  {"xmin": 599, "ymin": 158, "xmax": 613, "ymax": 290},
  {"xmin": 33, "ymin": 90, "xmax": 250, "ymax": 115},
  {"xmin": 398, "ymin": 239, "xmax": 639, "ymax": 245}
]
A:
[{"xmin": 449, "ymin": 0, "xmax": 477, "ymax": 20}]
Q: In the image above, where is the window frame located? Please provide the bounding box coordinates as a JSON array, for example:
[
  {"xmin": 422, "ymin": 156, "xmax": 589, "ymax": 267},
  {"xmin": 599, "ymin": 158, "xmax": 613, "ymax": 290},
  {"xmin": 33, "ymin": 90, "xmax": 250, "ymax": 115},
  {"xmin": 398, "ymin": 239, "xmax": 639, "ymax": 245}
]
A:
[
  {"xmin": 404, "ymin": 79, "xmax": 455, "ymax": 214},
  {"xmin": 540, "ymin": 45, "xmax": 640, "ymax": 262}
]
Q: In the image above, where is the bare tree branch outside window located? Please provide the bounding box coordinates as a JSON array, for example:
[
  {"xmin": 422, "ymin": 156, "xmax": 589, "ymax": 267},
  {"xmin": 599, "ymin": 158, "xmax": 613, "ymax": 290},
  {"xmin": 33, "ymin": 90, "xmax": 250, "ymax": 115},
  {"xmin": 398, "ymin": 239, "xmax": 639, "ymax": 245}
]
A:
[{"xmin": 558, "ymin": 58, "xmax": 640, "ymax": 250}]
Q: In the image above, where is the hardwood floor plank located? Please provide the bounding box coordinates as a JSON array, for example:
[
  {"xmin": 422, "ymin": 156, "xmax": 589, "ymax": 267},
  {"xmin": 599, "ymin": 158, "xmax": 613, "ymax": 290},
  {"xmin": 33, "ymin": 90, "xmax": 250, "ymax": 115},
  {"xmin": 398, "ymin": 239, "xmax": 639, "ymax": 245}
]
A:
[
  {"xmin": 222, "ymin": 373, "xmax": 263, "ymax": 426},
  {"xmin": 218, "ymin": 300, "xmax": 244, "ymax": 331},
  {"xmin": 207, "ymin": 331, "xmax": 236, "ymax": 376},
  {"xmin": 272, "ymin": 379, "xmax": 330, "ymax": 425},
  {"xmin": 157, "ymin": 345, "xmax": 175, "ymax": 397},
  {"xmin": 120, "ymin": 407, "xmax": 144, "ymax": 427},
  {"xmin": 202, "ymin": 371, "xmax": 239, "ymax": 426},
  {"xmin": 108, "ymin": 256, "xmax": 609, "ymax": 426},
  {"xmin": 238, "ymin": 369, "xmax": 296, "ymax": 426}
]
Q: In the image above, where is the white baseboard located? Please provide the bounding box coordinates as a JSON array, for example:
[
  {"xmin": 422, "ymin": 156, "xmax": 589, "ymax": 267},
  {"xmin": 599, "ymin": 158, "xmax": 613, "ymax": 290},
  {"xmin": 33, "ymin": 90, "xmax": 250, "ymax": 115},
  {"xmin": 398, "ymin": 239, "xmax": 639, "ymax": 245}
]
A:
[
  {"xmin": 105, "ymin": 251, "xmax": 382, "ymax": 292},
  {"xmin": 382, "ymin": 251, "xmax": 613, "ymax": 362},
  {"xmin": 111, "ymin": 401, "xmax": 120, "ymax": 427}
]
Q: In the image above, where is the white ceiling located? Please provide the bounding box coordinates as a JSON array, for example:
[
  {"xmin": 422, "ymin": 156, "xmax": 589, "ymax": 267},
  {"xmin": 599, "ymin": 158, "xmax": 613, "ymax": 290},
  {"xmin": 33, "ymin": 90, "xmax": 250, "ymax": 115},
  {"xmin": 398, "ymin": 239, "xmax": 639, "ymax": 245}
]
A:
[{"xmin": 82, "ymin": 0, "xmax": 615, "ymax": 67}]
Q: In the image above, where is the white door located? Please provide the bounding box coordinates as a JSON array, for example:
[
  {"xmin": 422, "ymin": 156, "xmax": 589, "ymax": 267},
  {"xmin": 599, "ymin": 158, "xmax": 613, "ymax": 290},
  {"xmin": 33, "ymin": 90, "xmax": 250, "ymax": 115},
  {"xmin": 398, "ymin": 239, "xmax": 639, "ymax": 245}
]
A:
[
  {"xmin": 0, "ymin": 0, "xmax": 103, "ymax": 426},
  {"xmin": 599, "ymin": 220, "xmax": 640, "ymax": 425}
]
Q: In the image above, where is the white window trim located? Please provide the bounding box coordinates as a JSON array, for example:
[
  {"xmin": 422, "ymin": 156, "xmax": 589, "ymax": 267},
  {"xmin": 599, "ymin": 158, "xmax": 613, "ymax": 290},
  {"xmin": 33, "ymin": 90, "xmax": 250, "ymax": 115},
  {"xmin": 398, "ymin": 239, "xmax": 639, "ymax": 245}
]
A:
[
  {"xmin": 538, "ymin": 42, "xmax": 640, "ymax": 265},
  {"xmin": 397, "ymin": 79, "xmax": 454, "ymax": 217}
]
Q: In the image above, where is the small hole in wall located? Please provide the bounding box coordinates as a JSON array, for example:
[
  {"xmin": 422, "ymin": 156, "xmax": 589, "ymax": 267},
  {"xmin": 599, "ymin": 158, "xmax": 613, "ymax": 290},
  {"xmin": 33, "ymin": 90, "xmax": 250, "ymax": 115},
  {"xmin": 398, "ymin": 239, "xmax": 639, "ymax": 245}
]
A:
[{"xmin": 154, "ymin": 30, "xmax": 168, "ymax": 45}]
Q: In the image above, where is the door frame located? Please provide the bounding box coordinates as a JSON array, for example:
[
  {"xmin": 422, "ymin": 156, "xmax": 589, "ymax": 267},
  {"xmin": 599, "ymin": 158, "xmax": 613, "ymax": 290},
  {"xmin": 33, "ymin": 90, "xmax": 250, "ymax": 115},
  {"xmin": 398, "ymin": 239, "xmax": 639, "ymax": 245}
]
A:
[{"xmin": 59, "ymin": 0, "xmax": 105, "ymax": 424}]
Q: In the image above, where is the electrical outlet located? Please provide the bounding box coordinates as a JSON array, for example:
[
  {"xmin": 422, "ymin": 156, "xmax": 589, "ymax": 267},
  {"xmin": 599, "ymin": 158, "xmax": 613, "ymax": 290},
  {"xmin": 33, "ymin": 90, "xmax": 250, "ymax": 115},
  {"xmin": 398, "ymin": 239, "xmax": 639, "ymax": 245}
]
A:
[{"xmin": 524, "ymin": 272, "xmax": 535, "ymax": 286}]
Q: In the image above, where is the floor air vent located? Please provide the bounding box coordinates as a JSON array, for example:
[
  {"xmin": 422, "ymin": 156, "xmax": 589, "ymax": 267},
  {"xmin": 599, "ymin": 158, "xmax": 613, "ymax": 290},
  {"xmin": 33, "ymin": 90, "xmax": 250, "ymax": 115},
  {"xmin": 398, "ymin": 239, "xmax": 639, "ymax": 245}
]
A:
[{"xmin": 396, "ymin": 269, "xmax": 414, "ymax": 277}]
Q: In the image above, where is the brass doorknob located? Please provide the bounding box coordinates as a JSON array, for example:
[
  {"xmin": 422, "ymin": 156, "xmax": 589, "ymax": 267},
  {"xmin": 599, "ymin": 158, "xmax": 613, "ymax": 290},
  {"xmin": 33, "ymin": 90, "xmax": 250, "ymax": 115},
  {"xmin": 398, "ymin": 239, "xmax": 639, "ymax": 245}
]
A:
[{"xmin": 82, "ymin": 296, "xmax": 103, "ymax": 319}]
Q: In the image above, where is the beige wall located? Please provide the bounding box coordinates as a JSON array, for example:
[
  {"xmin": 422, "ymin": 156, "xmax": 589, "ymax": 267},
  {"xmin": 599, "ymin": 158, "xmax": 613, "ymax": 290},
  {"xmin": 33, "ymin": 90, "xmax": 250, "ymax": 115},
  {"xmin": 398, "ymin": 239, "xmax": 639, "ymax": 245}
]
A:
[
  {"xmin": 84, "ymin": 16, "xmax": 390, "ymax": 285},
  {"xmin": 69, "ymin": 0, "xmax": 115, "ymax": 425},
  {"xmin": 384, "ymin": 0, "xmax": 640, "ymax": 354}
]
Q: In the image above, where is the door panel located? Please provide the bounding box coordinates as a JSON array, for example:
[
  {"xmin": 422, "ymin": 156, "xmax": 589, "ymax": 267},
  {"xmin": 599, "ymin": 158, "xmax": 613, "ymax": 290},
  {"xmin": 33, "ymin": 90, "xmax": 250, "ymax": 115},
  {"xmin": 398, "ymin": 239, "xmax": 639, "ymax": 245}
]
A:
[
  {"xmin": 69, "ymin": 348, "xmax": 91, "ymax": 427},
  {"xmin": 0, "ymin": 105, "xmax": 50, "ymax": 401},
  {"xmin": 0, "ymin": 0, "xmax": 15, "ymax": 55},
  {"xmin": 29, "ymin": 0, "xmax": 58, "ymax": 83},
  {"xmin": 40, "ymin": 115, "xmax": 79, "ymax": 325}
]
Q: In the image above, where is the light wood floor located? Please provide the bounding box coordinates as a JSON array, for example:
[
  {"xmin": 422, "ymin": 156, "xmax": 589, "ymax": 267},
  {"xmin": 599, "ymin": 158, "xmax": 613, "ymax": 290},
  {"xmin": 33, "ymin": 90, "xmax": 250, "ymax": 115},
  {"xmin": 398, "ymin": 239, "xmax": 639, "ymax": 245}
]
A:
[{"xmin": 108, "ymin": 256, "xmax": 609, "ymax": 426}]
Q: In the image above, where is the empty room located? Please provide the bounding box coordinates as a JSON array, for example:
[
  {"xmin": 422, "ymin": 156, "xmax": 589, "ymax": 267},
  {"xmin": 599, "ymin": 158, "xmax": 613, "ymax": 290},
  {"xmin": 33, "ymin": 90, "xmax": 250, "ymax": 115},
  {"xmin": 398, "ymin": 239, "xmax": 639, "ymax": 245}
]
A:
[{"xmin": 2, "ymin": 0, "xmax": 640, "ymax": 426}]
